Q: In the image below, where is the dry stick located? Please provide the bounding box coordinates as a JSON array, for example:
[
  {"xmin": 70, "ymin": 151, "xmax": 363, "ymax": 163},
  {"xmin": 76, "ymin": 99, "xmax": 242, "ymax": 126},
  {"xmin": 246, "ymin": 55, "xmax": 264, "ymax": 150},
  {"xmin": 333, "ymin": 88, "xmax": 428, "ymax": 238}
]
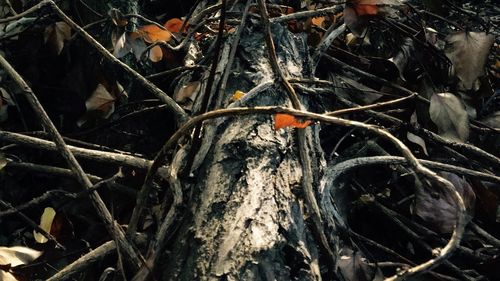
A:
[
  {"xmin": 270, "ymin": 4, "xmax": 343, "ymax": 23},
  {"xmin": 0, "ymin": 199, "xmax": 65, "ymax": 249},
  {"xmin": 0, "ymin": 0, "xmax": 50, "ymax": 23},
  {"xmin": 46, "ymin": 241, "xmax": 115, "ymax": 281},
  {"xmin": 322, "ymin": 54, "xmax": 500, "ymax": 169},
  {"xmin": 5, "ymin": 161, "xmax": 102, "ymax": 182},
  {"xmin": 216, "ymin": 0, "xmax": 252, "ymax": 109},
  {"xmin": 256, "ymin": 0, "xmax": 337, "ymax": 274},
  {"xmin": 327, "ymin": 94, "xmax": 417, "ymax": 116},
  {"xmin": 325, "ymin": 156, "xmax": 500, "ymax": 184},
  {"xmin": 468, "ymin": 222, "xmax": 500, "ymax": 247},
  {"xmin": 47, "ymin": 234, "xmax": 148, "ymax": 281},
  {"xmin": 0, "ymin": 131, "xmax": 156, "ymax": 170},
  {"xmin": 145, "ymin": 65, "xmax": 205, "ymax": 80},
  {"xmin": 126, "ymin": 1, "xmax": 226, "ymax": 238},
  {"xmin": 131, "ymin": 149, "xmax": 185, "ymax": 281},
  {"xmin": 0, "ymin": 190, "xmax": 76, "ymax": 218},
  {"xmin": 374, "ymin": 203, "xmax": 475, "ymax": 281},
  {"xmin": 350, "ymin": 231, "xmax": 460, "ymax": 281},
  {"xmin": 138, "ymin": 104, "xmax": 465, "ymax": 280},
  {"xmin": 0, "ymin": 55, "xmax": 143, "ymax": 270}
]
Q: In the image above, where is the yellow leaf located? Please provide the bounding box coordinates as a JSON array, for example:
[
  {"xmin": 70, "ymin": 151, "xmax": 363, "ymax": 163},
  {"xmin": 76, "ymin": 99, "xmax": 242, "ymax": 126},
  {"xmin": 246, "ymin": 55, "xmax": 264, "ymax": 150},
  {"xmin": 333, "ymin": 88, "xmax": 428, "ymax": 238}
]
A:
[
  {"xmin": 230, "ymin": 90, "xmax": 245, "ymax": 101},
  {"xmin": 34, "ymin": 207, "xmax": 56, "ymax": 243}
]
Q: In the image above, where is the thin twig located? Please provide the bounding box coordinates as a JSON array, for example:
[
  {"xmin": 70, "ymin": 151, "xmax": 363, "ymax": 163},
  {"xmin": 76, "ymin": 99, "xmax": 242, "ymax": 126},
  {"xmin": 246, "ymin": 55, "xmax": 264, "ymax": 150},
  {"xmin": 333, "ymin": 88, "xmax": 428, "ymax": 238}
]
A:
[
  {"xmin": 0, "ymin": 200, "xmax": 65, "ymax": 249},
  {"xmin": 0, "ymin": 52, "xmax": 142, "ymax": 269}
]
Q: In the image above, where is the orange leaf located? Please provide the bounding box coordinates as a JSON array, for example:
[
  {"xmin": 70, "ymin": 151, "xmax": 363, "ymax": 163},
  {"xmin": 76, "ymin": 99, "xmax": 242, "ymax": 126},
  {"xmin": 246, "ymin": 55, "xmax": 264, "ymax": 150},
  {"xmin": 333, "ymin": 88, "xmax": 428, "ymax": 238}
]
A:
[
  {"xmin": 274, "ymin": 114, "xmax": 312, "ymax": 130},
  {"xmin": 230, "ymin": 90, "xmax": 245, "ymax": 101},
  {"xmin": 354, "ymin": 4, "xmax": 379, "ymax": 15},
  {"xmin": 137, "ymin": 25, "xmax": 172, "ymax": 43},
  {"xmin": 164, "ymin": 18, "xmax": 184, "ymax": 33}
]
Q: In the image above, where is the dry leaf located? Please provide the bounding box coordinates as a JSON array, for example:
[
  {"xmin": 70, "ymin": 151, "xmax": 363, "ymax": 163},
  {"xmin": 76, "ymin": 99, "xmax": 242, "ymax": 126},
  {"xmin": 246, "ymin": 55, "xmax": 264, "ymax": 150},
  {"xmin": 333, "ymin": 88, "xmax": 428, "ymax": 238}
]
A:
[
  {"xmin": 230, "ymin": 90, "xmax": 245, "ymax": 101},
  {"xmin": 274, "ymin": 114, "xmax": 312, "ymax": 130},
  {"xmin": 174, "ymin": 81, "xmax": 200, "ymax": 110},
  {"xmin": 85, "ymin": 83, "xmax": 116, "ymax": 118},
  {"xmin": 34, "ymin": 207, "xmax": 56, "ymax": 244},
  {"xmin": 407, "ymin": 111, "xmax": 428, "ymax": 155},
  {"xmin": 137, "ymin": 25, "xmax": 172, "ymax": 43},
  {"xmin": 0, "ymin": 246, "xmax": 42, "ymax": 281},
  {"xmin": 164, "ymin": 18, "xmax": 184, "ymax": 33},
  {"xmin": 43, "ymin": 21, "xmax": 72, "ymax": 55},
  {"xmin": 429, "ymin": 93, "xmax": 469, "ymax": 142},
  {"xmin": 445, "ymin": 32, "xmax": 494, "ymax": 91},
  {"xmin": 311, "ymin": 17, "xmax": 325, "ymax": 27},
  {"xmin": 337, "ymin": 248, "xmax": 385, "ymax": 281},
  {"xmin": 148, "ymin": 45, "xmax": 163, "ymax": 62},
  {"xmin": 413, "ymin": 172, "xmax": 476, "ymax": 233}
]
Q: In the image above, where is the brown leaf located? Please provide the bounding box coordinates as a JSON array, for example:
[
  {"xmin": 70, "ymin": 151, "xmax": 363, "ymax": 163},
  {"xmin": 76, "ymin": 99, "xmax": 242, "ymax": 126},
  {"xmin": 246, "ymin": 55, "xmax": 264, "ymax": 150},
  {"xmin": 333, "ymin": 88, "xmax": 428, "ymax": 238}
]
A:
[
  {"xmin": 413, "ymin": 172, "xmax": 476, "ymax": 234},
  {"xmin": 43, "ymin": 21, "xmax": 72, "ymax": 55},
  {"xmin": 445, "ymin": 32, "xmax": 495, "ymax": 91},
  {"xmin": 85, "ymin": 83, "xmax": 116, "ymax": 117},
  {"xmin": 337, "ymin": 247, "xmax": 385, "ymax": 281},
  {"xmin": 429, "ymin": 93, "xmax": 469, "ymax": 142},
  {"xmin": 148, "ymin": 45, "xmax": 163, "ymax": 62}
]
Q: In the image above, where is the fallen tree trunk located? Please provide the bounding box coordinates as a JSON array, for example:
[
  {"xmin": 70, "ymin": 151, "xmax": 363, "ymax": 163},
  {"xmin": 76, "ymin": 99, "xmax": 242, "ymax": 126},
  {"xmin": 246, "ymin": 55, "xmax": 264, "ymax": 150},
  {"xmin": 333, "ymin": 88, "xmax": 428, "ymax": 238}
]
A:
[{"xmin": 156, "ymin": 17, "xmax": 339, "ymax": 281}]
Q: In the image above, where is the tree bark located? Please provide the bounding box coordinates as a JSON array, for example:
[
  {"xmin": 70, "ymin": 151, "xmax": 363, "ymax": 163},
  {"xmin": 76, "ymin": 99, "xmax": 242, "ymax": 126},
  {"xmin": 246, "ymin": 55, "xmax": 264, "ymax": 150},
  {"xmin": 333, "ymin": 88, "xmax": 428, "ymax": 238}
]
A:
[{"xmin": 158, "ymin": 21, "xmax": 338, "ymax": 281}]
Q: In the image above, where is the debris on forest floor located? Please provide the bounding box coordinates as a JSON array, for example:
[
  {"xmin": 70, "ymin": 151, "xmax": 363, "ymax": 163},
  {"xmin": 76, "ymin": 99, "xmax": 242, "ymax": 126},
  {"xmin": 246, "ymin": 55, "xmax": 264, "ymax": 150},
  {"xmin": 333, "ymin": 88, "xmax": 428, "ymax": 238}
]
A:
[{"xmin": 0, "ymin": 0, "xmax": 498, "ymax": 280}]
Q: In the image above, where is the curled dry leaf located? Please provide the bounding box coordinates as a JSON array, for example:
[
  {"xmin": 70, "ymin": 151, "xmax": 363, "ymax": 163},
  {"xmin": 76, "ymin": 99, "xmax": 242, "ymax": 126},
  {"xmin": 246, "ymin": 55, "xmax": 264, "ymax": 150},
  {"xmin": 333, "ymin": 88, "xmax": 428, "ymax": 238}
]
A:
[
  {"xmin": 429, "ymin": 92, "xmax": 469, "ymax": 142},
  {"xmin": 33, "ymin": 207, "xmax": 56, "ymax": 244},
  {"xmin": 164, "ymin": 18, "xmax": 184, "ymax": 33},
  {"xmin": 43, "ymin": 21, "xmax": 72, "ymax": 55},
  {"xmin": 148, "ymin": 45, "xmax": 163, "ymax": 62},
  {"xmin": 274, "ymin": 114, "xmax": 312, "ymax": 130},
  {"xmin": 413, "ymin": 172, "xmax": 476, "ymax": 234},
  {"xmin": 0, "ymin": 246, "xmax": 42, "ymax": 281},
  {"xmin": 445, "ymin": 32, "xmax": 494, "ymax": 91},
  {"xmin": 136, "ymin": 25, "xmax": 172, "ymax": 43}
]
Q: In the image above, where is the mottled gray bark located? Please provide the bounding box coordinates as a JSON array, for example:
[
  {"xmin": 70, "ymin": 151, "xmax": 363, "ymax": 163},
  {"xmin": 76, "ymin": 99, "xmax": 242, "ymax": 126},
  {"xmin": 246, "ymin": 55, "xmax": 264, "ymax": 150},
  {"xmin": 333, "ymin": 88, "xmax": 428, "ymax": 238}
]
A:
[{"xmin": 158, "ymin": 20, "xmax": 341, "ymax": 280}]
